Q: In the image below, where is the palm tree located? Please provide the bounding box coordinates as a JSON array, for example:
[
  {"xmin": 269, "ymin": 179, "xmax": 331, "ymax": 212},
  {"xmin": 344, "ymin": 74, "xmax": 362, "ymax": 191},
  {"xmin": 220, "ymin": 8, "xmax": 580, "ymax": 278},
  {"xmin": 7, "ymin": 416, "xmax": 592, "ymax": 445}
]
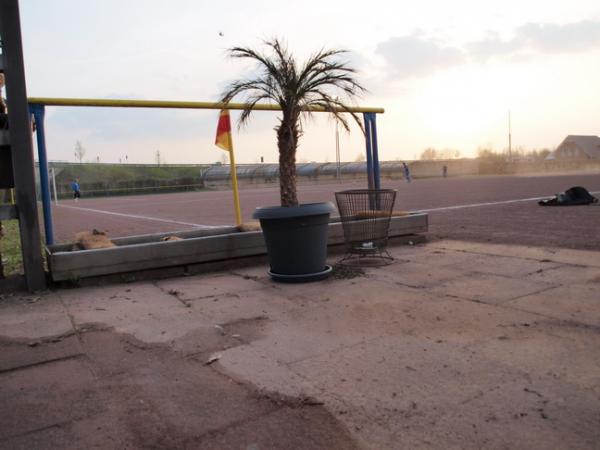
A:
[{"xmin": 220, "ymin": 38, "xmax": 366, "ymax": 207}]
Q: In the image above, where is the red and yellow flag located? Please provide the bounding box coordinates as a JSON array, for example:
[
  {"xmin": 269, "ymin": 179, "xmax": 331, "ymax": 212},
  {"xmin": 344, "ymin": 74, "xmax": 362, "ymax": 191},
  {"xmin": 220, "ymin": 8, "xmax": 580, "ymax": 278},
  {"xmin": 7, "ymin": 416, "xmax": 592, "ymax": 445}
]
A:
[{"xmin": 215, "ymin": 109, "xmax": 233, "ymax": 152}]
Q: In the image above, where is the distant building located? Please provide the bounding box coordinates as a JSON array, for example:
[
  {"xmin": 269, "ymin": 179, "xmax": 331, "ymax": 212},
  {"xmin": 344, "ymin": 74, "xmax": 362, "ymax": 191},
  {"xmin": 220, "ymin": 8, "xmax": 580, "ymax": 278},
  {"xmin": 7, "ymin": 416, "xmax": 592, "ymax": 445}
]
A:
[{"xmin": 554, "ymin": 135, "xmax": 600, "ymax": 160}]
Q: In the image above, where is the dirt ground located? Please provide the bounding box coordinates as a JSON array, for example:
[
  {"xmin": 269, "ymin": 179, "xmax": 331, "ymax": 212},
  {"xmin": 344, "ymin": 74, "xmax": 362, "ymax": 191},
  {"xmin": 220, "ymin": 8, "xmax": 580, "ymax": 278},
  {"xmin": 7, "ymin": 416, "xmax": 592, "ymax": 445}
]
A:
[{"xmin": 50, "ymin": 173, "xmax": 600, "ymax": 249}]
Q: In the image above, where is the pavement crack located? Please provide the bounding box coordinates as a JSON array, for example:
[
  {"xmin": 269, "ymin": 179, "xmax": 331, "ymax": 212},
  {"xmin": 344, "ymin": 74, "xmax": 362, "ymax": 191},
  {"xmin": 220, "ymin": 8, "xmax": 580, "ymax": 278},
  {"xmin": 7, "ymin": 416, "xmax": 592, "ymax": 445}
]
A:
[
  {"xmin": 523, "ymin": 387, "xmax": 544, "ymax": 398},
  {"xmin": 504, "ymin": 284, "xmax": 559, "ymax": 303},
  {"xmin": 0, "ymin": 420, "xmax": 72, "ymax": 441},
  {"xmin": 0, "ymin": 353, "xmax": 85, "ymax": 375}
]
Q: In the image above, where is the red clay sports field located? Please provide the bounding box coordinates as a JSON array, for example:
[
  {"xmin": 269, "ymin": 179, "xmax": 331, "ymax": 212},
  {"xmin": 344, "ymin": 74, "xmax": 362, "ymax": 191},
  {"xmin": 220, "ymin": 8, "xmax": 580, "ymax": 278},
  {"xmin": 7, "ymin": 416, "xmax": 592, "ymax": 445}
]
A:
[{"xmin": 50, "ymin": 173, "xmax": 600, "ymax": 251}]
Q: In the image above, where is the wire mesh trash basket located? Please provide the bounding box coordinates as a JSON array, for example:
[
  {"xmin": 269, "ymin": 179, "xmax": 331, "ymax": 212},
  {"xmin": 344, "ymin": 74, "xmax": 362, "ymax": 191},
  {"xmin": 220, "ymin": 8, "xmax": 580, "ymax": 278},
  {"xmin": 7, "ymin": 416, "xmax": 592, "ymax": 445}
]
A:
[{"xmin": 335, "ymin": 189, "xmax": 397, "ymax": 265}]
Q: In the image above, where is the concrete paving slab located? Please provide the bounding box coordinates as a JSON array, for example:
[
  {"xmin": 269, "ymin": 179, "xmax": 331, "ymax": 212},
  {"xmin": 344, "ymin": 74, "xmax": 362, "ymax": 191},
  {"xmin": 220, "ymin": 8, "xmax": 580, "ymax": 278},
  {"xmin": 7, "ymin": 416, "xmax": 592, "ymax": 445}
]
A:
[
  {"xmin": 367, "ymin": 260, "xmax": 468, "ymax": 289},
  {"xmin": 217, "ymin": 344, "xmax": 318, "ymax": 399},
  {"xmin": 353, "ymin": 293, "xmax": 544, "ymax": 346},
  {"xmin": 2, "ymin": 239, "xmax": 600, "ymax": 449},
  {"xmin": 156, "ymin": 272, "xmax": 268, "ymax": 301},
  {"xmin": 0, "ymin": 334, "xmax": 82, "ymax": 372},
  {"xmin": 258, "ymin": 282, "xmax": 440, "ymax": 364},
  {"xmin": 290, "ymin": 334, "xmax": 529, "ymax": 414},
  {"xmin": 184, "ymin": 285, "xmax": 296, "ymax": 325},
  {"xmin": 429, "ymin": 272, "xmax": 557, "ymax": 305},
  {"xmin": 0, "ymin": 412, "xmax": 137, "ymax": 450},
  {"xmin": 454, "ymin": 253, "xmax": 563, "ymax": 278},
  {"xmin": 57, "ymin": 282, "xmax": 211, "ymax": 343},
  {"xmin": 0, "ymin": 358, "xmax": 100, "ymax": 441},
  {"xmin": 399, "ymin": 247, "xmax": 478, "ymax": 267},
  {"xmin": 289, "ymin": 332, "xmax": 600, "ymax": 449},
  {"xmin": 524, "ymin": 263, "xmax": 600, "ymax": 285},
  {"xmin": 0, "ymin": 292, "xmax": 73, "ymax": 339},
  {"xmin": 469, "ymin": 321, "xmax": 600, "ymax": 394},
  {"xmin": 271, "ymin": 274, "xmax": 415, "ymax": 307},
  {"xmin": 506, "ymin": 284, "xmax": 600, "ymax": 327},
  {"xmin": 397, "ymin": 376, "xmax": 600, "ymax": 450},
  {"xmin": 193, "ymin": 405, "xmax": 361, "ymax": 450},
  {"xmin": 429, "ymin": 240, "xmax": 600, "ymax": 268}
]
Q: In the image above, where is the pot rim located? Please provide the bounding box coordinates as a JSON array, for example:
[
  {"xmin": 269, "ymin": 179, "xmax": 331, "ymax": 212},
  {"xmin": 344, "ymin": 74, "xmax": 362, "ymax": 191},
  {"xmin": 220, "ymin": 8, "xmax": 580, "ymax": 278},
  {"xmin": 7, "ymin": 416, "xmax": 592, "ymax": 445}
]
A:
[{"xmin": 253, "ymin": 202, "xmax": 335, "ymax": 220}]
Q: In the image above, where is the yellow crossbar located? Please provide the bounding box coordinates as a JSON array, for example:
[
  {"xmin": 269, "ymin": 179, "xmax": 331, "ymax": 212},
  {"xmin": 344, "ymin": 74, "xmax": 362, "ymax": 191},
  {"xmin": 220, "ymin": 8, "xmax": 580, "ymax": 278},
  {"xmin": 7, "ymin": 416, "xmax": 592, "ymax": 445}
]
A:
[{"xmin": 27, "ymin": 97, "xmax": 384, "ymax": 114}]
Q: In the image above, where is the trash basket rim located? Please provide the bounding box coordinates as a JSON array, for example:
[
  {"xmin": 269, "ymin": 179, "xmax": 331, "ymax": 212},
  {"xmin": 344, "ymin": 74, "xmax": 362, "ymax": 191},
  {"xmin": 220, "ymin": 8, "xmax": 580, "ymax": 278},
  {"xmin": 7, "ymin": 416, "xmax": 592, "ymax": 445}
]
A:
[{"xmin": 335, "ymin": 189, "xmax": 397, "ymax": 195}]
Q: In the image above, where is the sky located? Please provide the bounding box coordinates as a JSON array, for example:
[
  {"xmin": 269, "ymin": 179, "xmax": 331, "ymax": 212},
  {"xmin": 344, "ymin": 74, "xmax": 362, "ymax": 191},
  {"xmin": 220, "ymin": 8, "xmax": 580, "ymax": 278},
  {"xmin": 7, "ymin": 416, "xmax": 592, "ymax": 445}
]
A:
[{"xmin": 14, "ymin": 0, "xmax": 600, "ymax": 164}]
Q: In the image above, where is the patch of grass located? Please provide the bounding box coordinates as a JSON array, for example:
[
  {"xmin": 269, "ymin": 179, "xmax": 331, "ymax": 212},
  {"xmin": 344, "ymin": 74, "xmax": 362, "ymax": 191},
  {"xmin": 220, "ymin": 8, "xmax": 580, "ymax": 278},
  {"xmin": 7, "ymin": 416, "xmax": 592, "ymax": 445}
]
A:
[
  {"xmin": 1, "ymin": 220, "xmax": 23, "ymax": 276},
  {"xmin": 54, "ymin": 163, "xmax": 211, "ymax": 198}
]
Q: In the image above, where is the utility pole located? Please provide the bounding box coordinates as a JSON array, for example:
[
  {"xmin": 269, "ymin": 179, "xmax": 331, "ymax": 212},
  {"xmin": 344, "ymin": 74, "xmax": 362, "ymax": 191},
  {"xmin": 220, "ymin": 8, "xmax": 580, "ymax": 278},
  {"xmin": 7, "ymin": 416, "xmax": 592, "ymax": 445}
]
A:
[
  {"xmin": 508, "ymin": 110, "xmax": 512, "ymax": 161},
  {"xmin": 335, "ymin": 121, "xmax": 341, "ymax": 180}
]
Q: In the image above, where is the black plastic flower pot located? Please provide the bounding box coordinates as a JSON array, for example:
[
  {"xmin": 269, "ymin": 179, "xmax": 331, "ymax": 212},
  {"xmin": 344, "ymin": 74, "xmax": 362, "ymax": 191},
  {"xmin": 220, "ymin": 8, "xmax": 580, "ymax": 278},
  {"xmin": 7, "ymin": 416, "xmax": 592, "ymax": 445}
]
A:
[{"xmin": 253, "ymin": 202, "xmax": 335, "ymax": 282}]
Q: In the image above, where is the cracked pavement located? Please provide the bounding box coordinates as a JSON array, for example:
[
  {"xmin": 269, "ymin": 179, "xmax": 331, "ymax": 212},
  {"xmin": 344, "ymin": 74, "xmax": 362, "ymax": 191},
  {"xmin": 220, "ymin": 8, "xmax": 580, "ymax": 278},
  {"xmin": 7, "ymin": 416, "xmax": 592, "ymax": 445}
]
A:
[{"xmin": 1, "ymin": 240, "xmax": 599, "ymax": 449}]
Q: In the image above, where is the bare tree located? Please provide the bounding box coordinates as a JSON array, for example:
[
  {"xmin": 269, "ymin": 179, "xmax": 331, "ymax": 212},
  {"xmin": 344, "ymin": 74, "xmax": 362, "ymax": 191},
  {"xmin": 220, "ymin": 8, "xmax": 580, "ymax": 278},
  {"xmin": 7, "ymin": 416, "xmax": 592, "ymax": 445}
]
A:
[
  {"xmin": 74, "ymin": 140, "xmax": 86, "ymax": 163},
  {"xmin": 420, "ymin": 148, "xmax": 438, "ymax": 160}
]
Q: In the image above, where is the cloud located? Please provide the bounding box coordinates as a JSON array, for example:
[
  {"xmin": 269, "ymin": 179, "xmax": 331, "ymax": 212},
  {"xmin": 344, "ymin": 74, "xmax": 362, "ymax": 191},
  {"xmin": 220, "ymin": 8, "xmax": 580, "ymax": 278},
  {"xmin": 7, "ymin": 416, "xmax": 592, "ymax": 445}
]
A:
[
  {"xmin": 48, "ymin": 106, "xmax": 216, "ymax": 141},
  {"xmin": 469, "ymin": 20, "xmax": 600, "ymax": 60},
  {"xmin": 376, "ymin": 20, "xmax": 600, "ymax": 79},
  {"xmin": 467, "ymin": 31, "xmax": 523, "ymax": 60},
  {"xmin": 517, "ymin": 20, "xmax": 600, "ymax": 53},
  {"xmin": 375, "ymin": 34, "xmax": 465, "ymax": 79}
]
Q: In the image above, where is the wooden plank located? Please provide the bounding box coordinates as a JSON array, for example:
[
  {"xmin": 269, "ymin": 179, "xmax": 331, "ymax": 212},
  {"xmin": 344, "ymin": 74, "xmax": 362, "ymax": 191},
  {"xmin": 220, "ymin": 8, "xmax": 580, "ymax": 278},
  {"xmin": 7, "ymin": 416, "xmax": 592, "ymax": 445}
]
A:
[
  {"xmin": 0, "ymin": 204, "xmax": 18, "ymax": 220},
  {"xmin": 0, "ymin": 0, "xmax": 46, "ymax": 290},
  {"xmin": 48, "ymin": 225, "xmax": 240, "ymax": 252},
  {"xmin": 47, "ymin": 214, "xmax": 428, "ymax": 281}
]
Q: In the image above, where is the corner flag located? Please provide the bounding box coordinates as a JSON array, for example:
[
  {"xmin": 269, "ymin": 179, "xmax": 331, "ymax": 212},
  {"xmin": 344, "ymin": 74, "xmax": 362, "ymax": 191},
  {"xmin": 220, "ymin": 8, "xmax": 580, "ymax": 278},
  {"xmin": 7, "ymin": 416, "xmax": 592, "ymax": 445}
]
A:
[
  {"xmin": 215, "ymin": 109, "xmax": 233, "ymax": 152},
  {"xmin": 214, "ymin": 109, "xmax": 242, "ymax": 225}
]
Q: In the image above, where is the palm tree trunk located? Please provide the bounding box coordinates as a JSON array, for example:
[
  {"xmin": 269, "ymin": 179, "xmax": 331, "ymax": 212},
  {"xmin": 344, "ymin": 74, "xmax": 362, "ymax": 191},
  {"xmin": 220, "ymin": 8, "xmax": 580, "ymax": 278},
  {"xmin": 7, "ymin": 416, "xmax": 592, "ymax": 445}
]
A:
[{"xmin": 277, "ymin": 120, "xmax": 298, "ymax": 207}]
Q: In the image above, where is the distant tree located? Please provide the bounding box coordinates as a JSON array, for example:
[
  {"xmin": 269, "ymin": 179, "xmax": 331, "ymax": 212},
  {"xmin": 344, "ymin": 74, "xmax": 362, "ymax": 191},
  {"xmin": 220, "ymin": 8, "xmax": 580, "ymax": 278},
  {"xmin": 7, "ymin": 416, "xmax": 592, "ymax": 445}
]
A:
[
  {"xmin": 421, "ymin": 147, "xmax": 461, "ymax": 160},
  {"xmin": 438, "ymin": 148, "xmax": 461, "ymax": 159},
  {"xmin": 420, "ymin": 148, "xmax": 438, "ymax": 160},
  {"xmin": 477, "ymin": 148, "xmax": 507, "ymax": 174},
  {"xmin": 155, "ymin": 150, "xmax": 161, "ymax": 166},
  {"xmin": 74, "ymin": 140, "xmax": 86, "ymax": 163},
  {"xmin": 355, "ymin": 153, "xmax": 365, "ymax": 162},
  {"xmin": 538, "ymin": 149, "xmax": 551, "ymax": 160}
]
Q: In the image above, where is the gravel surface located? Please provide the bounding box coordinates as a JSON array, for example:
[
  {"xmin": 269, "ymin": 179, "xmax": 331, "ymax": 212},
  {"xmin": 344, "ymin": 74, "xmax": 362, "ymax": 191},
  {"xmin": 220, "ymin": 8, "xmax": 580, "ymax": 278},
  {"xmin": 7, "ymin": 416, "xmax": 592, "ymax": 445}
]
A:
[{"xmin": 51, "ymin": 173, "xmax": 600, "ymax": 250}]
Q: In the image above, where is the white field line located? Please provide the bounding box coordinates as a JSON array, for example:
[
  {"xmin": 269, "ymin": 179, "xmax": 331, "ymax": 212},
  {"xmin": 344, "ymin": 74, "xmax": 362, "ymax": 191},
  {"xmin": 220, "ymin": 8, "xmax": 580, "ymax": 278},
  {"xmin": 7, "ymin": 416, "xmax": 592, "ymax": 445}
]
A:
[
  {"xmin": 414, "ymin": 191, "xmax": 600, "ymax": 213},
  {"xmin": 57, "ymin": 203, "xmax": 226, "ymax": 229}
]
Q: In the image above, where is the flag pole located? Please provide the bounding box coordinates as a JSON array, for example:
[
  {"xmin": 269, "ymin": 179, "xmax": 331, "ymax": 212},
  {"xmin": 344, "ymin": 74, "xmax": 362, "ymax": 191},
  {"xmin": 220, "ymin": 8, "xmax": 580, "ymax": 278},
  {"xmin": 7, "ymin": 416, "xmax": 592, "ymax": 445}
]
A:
[
  {"xmin": 228, "ymin": 146, "xmax": 242, "ymax": 226},
  {"xmin": 215, "ymin": 109, "xmax": 242, "ymax": 225}
]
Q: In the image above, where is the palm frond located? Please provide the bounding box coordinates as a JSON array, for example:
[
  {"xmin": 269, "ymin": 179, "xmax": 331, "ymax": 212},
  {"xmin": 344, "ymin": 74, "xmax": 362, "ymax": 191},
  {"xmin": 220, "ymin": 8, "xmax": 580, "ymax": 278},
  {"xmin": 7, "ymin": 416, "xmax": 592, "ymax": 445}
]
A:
[{"xmin": 219, "ymin": 38, "xmax": 367, "ymax": 206}]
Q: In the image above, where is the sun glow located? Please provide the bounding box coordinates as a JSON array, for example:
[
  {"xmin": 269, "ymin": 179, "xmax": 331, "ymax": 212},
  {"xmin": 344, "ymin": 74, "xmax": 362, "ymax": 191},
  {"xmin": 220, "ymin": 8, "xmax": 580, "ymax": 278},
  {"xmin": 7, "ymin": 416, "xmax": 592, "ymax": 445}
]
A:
[{"xmin": 415, "ymin": 67, "xmax": 509, "ymax": 139}]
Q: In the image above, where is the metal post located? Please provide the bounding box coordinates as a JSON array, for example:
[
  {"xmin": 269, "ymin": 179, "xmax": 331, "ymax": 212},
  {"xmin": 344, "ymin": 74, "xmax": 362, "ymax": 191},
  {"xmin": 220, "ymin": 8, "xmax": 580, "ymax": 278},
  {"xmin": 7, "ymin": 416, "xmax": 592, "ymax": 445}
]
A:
[
  {"xmin": 363, "ymin": 113, "xmax": 374, "ymax": 190},
  {"xmin": 51, "ymin": 167, "xmax": 58, "ymax": 205},
  {"xmin": 370, "ymin": 113, "xmax": 381, "ymax": 190},
  {"xmin": 29, "ymin": 103, "xmax": 54, "ymax": 245},
  {"xmin": 228, "ymin": 149, "xmax": 242, "ymax": 226},
  {"xmin": 0, "ymin": 0, "xmax": 46, "ymax": 290}
]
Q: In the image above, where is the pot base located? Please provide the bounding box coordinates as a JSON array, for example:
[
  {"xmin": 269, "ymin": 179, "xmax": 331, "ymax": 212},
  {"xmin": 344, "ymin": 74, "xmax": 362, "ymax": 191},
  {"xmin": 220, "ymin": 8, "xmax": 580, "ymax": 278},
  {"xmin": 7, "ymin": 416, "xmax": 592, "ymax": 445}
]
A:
[{"xmin": 268, "ymin": 265, "xmax": 332, "ymax": 283}]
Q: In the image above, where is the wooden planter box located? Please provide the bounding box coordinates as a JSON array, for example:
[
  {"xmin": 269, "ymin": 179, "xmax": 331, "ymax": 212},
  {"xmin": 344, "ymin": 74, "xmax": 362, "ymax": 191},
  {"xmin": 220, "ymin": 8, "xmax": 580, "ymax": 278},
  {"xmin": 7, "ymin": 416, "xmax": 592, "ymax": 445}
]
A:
[{"xmin": 46, "ymin": 213, "xmax": 428, "ymax": 281}]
